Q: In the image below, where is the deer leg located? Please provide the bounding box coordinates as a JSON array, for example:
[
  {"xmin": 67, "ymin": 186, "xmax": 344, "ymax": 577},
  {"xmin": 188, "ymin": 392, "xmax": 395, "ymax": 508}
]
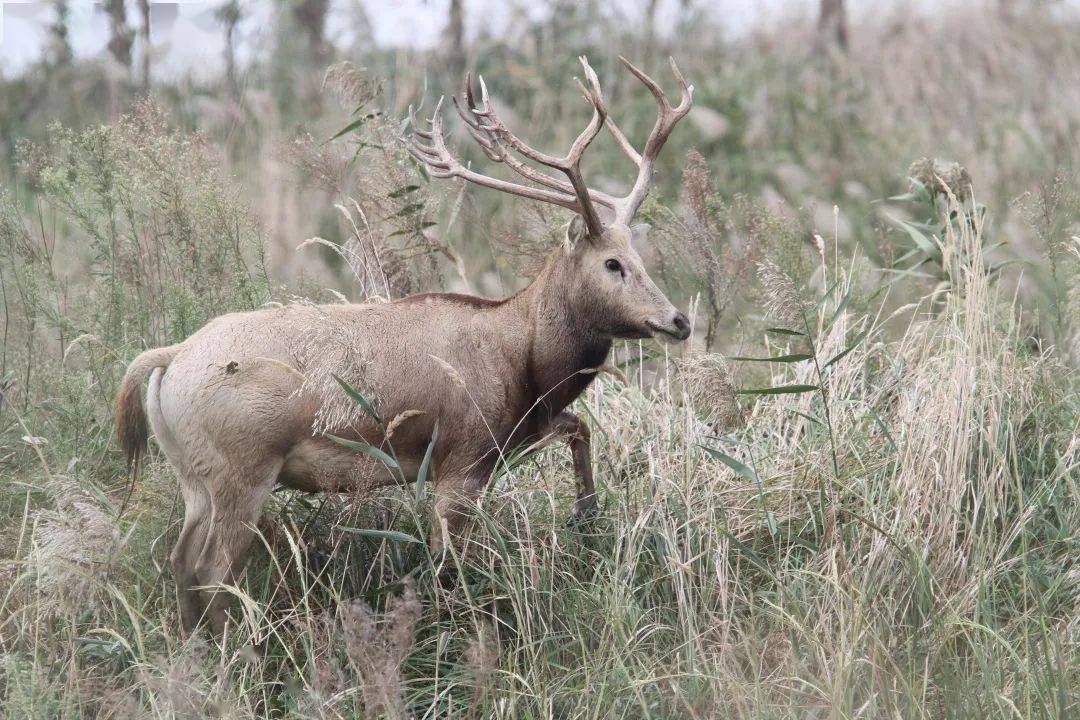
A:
[
  {"xmin": 170, "ymin": 474, "xmax": 212, "ymax": 635},
  {"xmin": 428, "ymin": 469, "xmax": 487, "ymax": 575},
  {"xmin": 194, "ymin": 463, "xmax": 280, "ymax": 637},
  {"xmin": 551, "ymin": 411, "xmax": 597, "ymax": 522}
]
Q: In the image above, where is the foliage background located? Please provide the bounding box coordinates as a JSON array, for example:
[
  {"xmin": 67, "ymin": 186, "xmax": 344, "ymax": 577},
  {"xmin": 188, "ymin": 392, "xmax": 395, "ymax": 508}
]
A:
[{"xmin": 0, "ymin": 1, "xmax": 1077, "ymax": 718}]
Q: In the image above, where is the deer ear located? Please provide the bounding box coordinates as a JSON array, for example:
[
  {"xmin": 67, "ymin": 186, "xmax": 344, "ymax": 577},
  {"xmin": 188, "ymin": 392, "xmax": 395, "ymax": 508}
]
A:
[
  {"xmin": 565, "ymin": 214, "xmax": 590, "ymax": 250},
  {"xmin": 629, "ymin": 223, "xmax": 651, "ymax": 244}
]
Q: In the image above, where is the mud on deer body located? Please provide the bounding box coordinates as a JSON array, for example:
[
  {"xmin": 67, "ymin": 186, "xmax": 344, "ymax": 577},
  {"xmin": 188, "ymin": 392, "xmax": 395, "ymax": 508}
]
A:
[{"xmin": 115, "ymin": 55, "xmax": 694, "ymax": 635}]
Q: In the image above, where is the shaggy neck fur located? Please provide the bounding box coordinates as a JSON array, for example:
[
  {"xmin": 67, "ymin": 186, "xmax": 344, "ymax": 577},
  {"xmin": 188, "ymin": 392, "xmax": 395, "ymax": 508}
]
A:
[{"xmin": 504, "ymin": 246, "xmax": 611, "ymax": 425}]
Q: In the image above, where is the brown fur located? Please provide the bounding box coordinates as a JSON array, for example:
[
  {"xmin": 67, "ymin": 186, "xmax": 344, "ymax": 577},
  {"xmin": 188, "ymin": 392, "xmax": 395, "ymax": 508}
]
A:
[
  {"xmin": 117, "ymin": 219, "xmax": 688, "ymax": 635},
  {"xmin": 115, "ymin": 345, "xmax": 181, "ymax": 471},
  {"xmin": 122, "ymin": 52, "xmax": 697, "ymax": 634}
]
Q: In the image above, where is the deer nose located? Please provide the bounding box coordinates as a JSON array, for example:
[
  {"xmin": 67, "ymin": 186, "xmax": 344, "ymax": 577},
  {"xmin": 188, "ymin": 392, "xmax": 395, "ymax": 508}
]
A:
[{"xmin": 671, "ymin": 311, "xmax": 691, "ymax": 340}]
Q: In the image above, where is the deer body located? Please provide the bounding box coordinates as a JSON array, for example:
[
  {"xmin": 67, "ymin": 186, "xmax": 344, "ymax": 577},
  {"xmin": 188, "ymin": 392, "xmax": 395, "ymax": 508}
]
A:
[
  {"xmin": 138, "ymin": 258, "xmax": 605, "ymax": 500},
  {"xmin": 117, "ymin": 56, "xmax": 694, "ymax": 634}
]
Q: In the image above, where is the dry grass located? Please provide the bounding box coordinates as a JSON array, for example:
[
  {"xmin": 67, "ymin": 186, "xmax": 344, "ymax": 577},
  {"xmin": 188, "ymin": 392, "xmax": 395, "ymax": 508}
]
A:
[
  {"xmin": 6, "ymin": 193, "xmax": 1070, "ymax": 719},
  {"xmin": 0, "ymin": 3, "xmax": 1078, "ymax": 718}
]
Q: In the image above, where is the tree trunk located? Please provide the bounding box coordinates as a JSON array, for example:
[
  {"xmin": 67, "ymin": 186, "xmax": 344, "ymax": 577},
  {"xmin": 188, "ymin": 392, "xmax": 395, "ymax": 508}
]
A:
[
  {"xmin": 818, "ymin": 0, "xmax": 848, "ymax": 52},
  {"xmin": 216, "ymin": 1, "xmax": 242, "ymax": 98},
  {"xmin": 138, "ymin": 0, "xmax": 151, "ymax": 89},
  {"xmin": 47, "ymin": 1, "xmax": 73, "ymax": 68},
  {"xmin": 293, "ymin": 0, "xmax": 330, "ymax": 66},
  {"xmin": 105, "ymin": 0, "xmax": 134, "ymax": 68},
  {"xmin": 643, "ymin": 0, "xmax": 660, "ymax": 65},
  {"xmin": 445, "ymin": 0, "xmax": 466, "ymax": 78}
]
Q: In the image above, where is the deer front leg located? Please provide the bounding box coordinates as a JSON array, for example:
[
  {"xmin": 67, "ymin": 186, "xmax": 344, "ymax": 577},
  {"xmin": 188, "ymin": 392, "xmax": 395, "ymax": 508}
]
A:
[
  {"xmin": 550, "ymin": 411, "xmax": 597, "ymax": 522},
  {"xmin": 428, "ymin": 469, "xmax": 486, "ymax": 561}
]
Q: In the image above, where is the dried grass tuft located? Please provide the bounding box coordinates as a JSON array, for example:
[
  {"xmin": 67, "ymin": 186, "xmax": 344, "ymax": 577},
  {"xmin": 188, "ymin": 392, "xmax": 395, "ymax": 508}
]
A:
[
  {"xmin": 29, "ymin": 478, "xmax": 122, "ymax": 615},
  {"xmin": 463, "ymin": 623, "xmax": 499, "ymax": 716},
  {"xmin": 428, "ymin": 354, "xmax": 467, "ymax": 391},
  {"xmin": 908, "ymin": 156, "xmax": 973, "ymax": 202},
  {"xmin": 676, "ymin": 353, "xmax": 742, "ymax": 433},
  {"xmin": 340, "ymin": 579, "xmax": 421, "ymax": 720},
  {"xmin": 757, "ymin": 258, "xmax": 810, "ymax": 330},
  {"xmin": 322, "ymin": 61, "xmax": 381, "ymax": 110},
  {"xmin": 385, "ymin": 410, "xmax": 426, "ymax": 440}
]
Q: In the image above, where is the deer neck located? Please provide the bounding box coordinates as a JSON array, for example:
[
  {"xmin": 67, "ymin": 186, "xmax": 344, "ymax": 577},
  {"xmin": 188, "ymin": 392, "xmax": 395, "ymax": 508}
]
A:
[{"xmin": 510, "ymin": 252, "xmax": 611, "ymax": 422}]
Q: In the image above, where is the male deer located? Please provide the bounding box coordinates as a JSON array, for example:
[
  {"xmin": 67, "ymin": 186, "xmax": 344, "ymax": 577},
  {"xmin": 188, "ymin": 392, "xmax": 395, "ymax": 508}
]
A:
[{"xmin": 116, "ymin": 56, "xmax": 693, "ymax": 635}]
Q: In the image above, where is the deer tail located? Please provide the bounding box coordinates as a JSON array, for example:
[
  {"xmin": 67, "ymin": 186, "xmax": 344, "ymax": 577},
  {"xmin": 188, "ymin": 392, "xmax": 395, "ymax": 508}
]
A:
[{"xmin": 115, "ymin": 344, "xmax": 181, "ymax": 472}]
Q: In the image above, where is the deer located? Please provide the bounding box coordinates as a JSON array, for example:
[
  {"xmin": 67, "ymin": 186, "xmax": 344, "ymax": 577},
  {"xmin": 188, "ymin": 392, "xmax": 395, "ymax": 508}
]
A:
[{"xmin": 115, "ymin": 56, "xmax": 694, "ymax": 635}]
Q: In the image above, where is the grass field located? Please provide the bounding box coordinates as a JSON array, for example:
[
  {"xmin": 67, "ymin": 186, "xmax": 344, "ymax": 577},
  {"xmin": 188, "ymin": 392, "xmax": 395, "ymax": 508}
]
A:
[{"xmin": 0, "ymin": 2, "xmax": 1078, "ymax": 718}]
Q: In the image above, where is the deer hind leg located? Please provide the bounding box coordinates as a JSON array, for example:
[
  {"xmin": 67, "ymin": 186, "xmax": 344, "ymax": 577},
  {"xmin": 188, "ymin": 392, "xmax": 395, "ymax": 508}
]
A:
[
  {"xmin": 194, "ymin": 460, "xmax": 281, "ymax": 637},
  {"xmin": 551, "ymin": 411, "xmax": 597, "ymax": 521},
  {"xmin": 171, "ymin": 475, "xmax": 212, "ymax": 634},
  {"xmin": 149, "ymin": 368, "xmax": 213, "ymax": 633}
]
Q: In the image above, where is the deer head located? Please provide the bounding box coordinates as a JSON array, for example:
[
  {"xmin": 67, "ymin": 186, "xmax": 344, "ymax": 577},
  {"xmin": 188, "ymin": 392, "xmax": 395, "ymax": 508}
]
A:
[{"xmin": 408, "ymin": 56, "xmax": 694, "ymax": 342}]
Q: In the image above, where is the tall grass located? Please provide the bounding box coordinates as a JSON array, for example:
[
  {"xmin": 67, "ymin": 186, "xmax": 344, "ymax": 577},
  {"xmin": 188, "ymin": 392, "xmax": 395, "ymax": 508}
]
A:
[
  {"xmin": 0, "ymin": 175, "xmax": 1075, "ymax": 717},
  {"xmin": 0, "ymin": 100, "xmax": 270, "ymax": 481},
  {"xmin": 1, "ymin": 3, "xmax": 1078, "ymax": 717}
]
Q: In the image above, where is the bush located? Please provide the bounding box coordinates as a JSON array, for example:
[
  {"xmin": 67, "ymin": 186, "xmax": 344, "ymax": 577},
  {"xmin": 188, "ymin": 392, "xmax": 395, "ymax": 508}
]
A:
[{"xmin": 1, "ymin": 100, "xmax": 269, "ymax": 473}]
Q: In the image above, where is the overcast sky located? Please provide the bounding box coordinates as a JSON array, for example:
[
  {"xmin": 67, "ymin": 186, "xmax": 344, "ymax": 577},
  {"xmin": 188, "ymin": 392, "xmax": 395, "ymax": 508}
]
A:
[{"xmin": 0, "ymin": 0, "xmax": 954, "ymax": 79}]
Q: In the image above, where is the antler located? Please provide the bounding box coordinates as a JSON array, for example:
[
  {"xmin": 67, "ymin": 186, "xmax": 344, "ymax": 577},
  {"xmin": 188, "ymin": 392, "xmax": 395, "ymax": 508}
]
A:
[
  {"xmin": 453, "ymin": 72, "xmax": 617, "ymax": 212},
  {"xmin": 606, "ymin": 56, "xmax": 695, "ymax": 226},
  {"xmin": 407, "ymin": 99, "xmax": 581, "ymax": 212},
  {"xmin": 406, "ymin": 56, "xmax": 694, "ymax": 235},
  {"xmin": 408, "ymin": 56, "xmax": 611, "ymax": 237}
]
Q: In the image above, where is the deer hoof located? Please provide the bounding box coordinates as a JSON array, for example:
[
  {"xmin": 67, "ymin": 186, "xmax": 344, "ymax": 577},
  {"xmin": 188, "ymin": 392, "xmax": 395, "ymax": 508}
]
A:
[
  {"xmin": 436, "ymin": 563, "xmax": 458, "ymax": 590},
  {"xmin": 566, "ymin": 502, "xmax": 599, "ymax": 528}
]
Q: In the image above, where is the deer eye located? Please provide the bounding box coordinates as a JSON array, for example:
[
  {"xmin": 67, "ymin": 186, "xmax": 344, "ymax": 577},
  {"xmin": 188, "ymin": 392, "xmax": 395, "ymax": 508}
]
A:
[{"xmin": 604, "ymin": 258, "xmax": 622, "ymax": 273}]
